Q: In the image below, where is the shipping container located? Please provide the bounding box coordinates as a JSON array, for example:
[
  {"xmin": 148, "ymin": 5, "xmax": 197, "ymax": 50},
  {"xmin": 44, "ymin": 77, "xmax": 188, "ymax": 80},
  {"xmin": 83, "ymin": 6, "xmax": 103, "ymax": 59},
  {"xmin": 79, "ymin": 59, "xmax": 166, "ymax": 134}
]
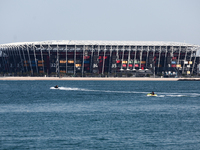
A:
[
  {"xmin": 68, "ymin": 60, "xmax": 74, "ymax": 64},
  {"xmin": 67, "ymin": 70, "xmax": 74, "ymax": 73},
  {"xmin": 141, "ymin": 61, "xmax": 146, "ymax": 64},
  {"xmin": 84, "ymin": 60, "xmax": 90, "ymax": 64},
  {"xmin": 171, "ymin": 61, "xmax": 176, "ymax": 64},
  {"xmin": 135, "ymin": 64, "xmax": 139, "ymax": 67},
  {"xmin": 187, "ymin": 71, "xmax": 190, "ymax": 74},
  {"xmin": 38, "ymin": 60, "xmax": 44, "ymax": 63},
  {"xmin": 38, "ymin": 64, "xmax": 43, "ymax": 67},
  {"xmin": 84, "ymin": 56, "xmax": 90, "ymax": 59},
  {"xmin": 60, "ymin": 70, "xmax": 66, "ymax": 73},
  {"xmin": 60, "ymin": 60, "xmax": 66, "ymax": 63},
  {"xmin": 189, "ymin": 61, "xmax": 192, "ymax": 64},
  {"xmin": 116, "ymin": 60, "xmax": 121, "ymax": 63},
  {"xmin": 129, "ymin": 60, "xmax": 134, "ymax": 64},
  {"xmin": 122, "ymin": 61, "xmax": 128, "ymax": 64},
  {"xmin": 84, "ymin": 64, "xmax": 90, "ymax": 67},
  {"xmin": 98, "ymin": 56, "xmax": 108, "ymax": 59},
  {"xmin": 129, "ymin": 64, "xmax": 133, "ymax": 67},
  {"xmin": 172, "ymin": 57, "xmax": 177, "ymax": 60},
  {"xmin": 176, "ymin": 64, "xmax": 181, "ymax": 67},
  {"xmin": 134, "ymin": 60, "xmax": 140, "ymax": 64},
  {"xmin": 122, "ymin": 64, "xmax": 127, "ymax": 67},
  {"xmin": 39, "ymin": 71, "xmax": 44, "ymax": 73},
  {"xmin": 103, "ymin": 56, "xmax": 108, "ymax": 59},
  {"xmin": 171, "ymin": 64, "xmax": 176, "ymax": 67},
  {"xmin": 75, "ymin": 64, "xmax": 81, "ymax": 67},
  {"xmin": 184, "ymin": 61, "xmax": 188, "ymax": 64}
]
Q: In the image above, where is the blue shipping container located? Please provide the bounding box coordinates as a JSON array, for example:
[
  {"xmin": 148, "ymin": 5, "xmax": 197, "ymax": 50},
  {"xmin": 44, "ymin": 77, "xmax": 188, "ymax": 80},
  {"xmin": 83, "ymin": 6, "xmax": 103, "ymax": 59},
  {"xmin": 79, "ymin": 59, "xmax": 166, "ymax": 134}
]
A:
[
  {"xmin": 171, "ymin": 61, "xmax": 176, "ymax": 64},
  {"xmin": 84, "ymin": 61, "xmax": 90, "ymax": 64}
]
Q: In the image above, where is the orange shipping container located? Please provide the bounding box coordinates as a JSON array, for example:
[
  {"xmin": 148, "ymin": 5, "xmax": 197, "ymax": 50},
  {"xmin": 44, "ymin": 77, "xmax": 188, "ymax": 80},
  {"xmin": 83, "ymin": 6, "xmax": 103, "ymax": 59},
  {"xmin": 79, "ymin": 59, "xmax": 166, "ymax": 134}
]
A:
[
  {"xmin": 68, "ymin": 60, "xmax": 74, "ymax": 64},
  {"xmin": 75, "ymin": 64, "xmax": 81, "ymax": 67},
  {"xmin": 38, "ymin": 64, "xmax": 43, "ymax": 67},
  {"xmin": 60, "ymin": 60, "xmax": 66, "ymax": 63},
  {"xmin": 38, "ymin": 60, "xmax": 44, "ymax": 63},
  {"xmin": 60, "ymin": 70, "xmax": 66, "ymax": 73}
]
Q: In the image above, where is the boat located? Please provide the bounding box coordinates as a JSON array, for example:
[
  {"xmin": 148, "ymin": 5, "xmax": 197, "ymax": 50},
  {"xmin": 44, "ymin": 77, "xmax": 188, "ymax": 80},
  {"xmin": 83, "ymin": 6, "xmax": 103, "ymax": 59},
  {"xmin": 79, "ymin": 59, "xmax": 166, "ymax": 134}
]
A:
[
  {"xmin": 54, "ymin": 85, "xmax": 58, "ymax": 88},
  {"xmin": 147, "ymin": 93, "xmax": 157, "ymax": 96}
]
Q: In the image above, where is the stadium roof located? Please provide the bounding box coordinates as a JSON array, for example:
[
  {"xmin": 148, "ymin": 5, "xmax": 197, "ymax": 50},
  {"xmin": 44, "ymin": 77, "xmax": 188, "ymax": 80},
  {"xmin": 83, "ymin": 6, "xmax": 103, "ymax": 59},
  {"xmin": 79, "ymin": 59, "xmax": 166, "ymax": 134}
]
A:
[{"xmin": 0, "ymin": 40, "xmax": 199, "ymax": 48}]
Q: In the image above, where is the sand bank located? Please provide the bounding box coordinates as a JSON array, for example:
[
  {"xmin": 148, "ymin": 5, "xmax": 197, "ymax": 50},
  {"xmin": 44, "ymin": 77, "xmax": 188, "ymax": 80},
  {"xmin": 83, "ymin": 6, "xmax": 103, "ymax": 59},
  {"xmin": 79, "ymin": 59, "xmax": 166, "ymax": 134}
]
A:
[{"xmin": 0, "ymin": 77, "xmax": 185, "ymax": 81}]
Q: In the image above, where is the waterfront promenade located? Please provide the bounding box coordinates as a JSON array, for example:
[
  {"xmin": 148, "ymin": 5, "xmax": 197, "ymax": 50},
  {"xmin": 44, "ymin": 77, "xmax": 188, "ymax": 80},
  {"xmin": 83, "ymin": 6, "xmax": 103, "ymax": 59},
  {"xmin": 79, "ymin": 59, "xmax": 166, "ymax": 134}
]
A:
[{"xmin": 0, "ymin": 77, "xmax": 189, "ymax": 81}]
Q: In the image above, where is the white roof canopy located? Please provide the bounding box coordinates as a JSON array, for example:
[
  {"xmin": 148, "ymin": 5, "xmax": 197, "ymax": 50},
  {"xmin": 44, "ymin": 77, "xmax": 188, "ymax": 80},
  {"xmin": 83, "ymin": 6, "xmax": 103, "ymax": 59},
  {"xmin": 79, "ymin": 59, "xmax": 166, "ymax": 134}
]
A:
[{"xmin": 0, "ymin": 40, "xmax": 199, "ymax": 48}]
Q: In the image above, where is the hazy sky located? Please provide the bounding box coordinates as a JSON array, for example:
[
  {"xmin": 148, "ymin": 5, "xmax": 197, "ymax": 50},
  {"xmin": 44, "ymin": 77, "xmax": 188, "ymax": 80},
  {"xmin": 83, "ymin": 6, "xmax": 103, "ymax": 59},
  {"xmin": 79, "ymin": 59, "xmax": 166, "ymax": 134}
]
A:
[{"xmin": 0, "ymin": 0, "xmax": 200, "ymax": 45}]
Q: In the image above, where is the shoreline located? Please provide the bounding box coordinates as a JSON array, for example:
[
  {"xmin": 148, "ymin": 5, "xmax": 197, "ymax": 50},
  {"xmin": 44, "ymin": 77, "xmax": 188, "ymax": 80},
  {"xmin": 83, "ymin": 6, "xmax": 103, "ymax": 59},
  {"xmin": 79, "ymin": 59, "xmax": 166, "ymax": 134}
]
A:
[{"xmin": 0, "ymin": 76, "xmax": 198, "ymax": 81}]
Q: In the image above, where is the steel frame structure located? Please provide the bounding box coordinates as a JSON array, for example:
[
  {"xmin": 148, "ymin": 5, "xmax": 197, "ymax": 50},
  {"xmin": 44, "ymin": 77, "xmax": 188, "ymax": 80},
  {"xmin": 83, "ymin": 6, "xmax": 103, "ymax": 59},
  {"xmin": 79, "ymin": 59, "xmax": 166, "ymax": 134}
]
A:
[{"xmin": 0, "ymin": 40, "xmax": 199, "ymax": 76}]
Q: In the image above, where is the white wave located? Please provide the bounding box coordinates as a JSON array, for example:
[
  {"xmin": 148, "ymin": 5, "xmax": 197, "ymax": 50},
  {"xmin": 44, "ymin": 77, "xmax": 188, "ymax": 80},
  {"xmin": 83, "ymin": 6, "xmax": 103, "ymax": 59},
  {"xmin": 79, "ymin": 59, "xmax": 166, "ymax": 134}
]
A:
[
  {"xmin": 50, "ymin": 87, "xmax": 200, "ymax": 97},
  {"xmin": 167, "ymin": 94, "xmax": 186, "ymax": 97},
  {"xmin": 50, "ymin": 86, "xmax": 96, "ymax": 92},
  {"xmin": 157, "ymin": 95, "xmax": 165, "ymax": 97}
]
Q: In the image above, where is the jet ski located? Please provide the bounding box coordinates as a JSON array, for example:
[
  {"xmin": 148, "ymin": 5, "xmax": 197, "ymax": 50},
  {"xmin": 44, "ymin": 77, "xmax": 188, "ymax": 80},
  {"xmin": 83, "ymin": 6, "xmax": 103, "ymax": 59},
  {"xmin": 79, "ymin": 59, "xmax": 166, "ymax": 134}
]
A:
[
  {"xmin": 147, "ymin": 93, "xmax": 157, "ymax": 96},
  {"xmin": 54, "ymin": 85, "xmax": 58, "ymax": 88}
]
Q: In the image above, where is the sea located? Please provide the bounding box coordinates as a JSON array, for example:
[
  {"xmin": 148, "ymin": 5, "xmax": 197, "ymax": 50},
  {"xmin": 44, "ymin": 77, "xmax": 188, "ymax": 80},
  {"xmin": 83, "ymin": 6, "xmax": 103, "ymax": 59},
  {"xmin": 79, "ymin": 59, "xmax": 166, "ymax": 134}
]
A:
[{"xmin": 0, "ymin": 80, "xmax": 200, "ymax": 150}]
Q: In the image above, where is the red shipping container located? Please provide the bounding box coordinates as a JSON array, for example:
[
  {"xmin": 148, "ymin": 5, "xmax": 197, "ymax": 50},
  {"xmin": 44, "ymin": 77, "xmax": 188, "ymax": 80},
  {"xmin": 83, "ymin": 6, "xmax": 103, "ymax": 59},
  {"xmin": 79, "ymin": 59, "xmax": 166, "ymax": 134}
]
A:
[
  {"xmin": 84, "ymin": 64, "xmax": 90, "ymax": 67},
  {"xmin": 135, "ymin": 64, "xmax": 139, "ymax": 67},
  {"xmin": 116, "ymin": 60, "xmax": 121, "ymax": 63},
  {"xmin": 129, "ymin": 64, "xmax": 133, "ymax": 67},
  {"xmin": 172, "ymin": 57, "xmax": 177, "ymax": 60},
  {"xmin": 122, "ymin": 64, "xmax": 126, "ymax": 67},
  {"xmin": 84, "ymin": 56, "xmax": 90, "ymax": 59},
  {"xmin": 171, "ymin": 64, "xmax": 176, "ymax": 67}
]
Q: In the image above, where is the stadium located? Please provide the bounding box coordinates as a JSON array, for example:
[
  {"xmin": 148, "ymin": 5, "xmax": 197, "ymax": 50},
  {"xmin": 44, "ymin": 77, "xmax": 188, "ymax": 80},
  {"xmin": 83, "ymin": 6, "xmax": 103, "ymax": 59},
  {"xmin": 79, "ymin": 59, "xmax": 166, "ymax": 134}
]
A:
[{"xmin": 0, "ymin": 40, "xmax": 199, "ymax": 77}]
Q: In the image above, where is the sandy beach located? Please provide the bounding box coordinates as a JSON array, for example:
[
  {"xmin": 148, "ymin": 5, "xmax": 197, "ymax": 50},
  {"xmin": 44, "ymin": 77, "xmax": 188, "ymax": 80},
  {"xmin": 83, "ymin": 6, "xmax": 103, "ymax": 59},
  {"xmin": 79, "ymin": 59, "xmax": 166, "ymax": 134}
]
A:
[{"xmin": 0, "ymin": 76, "xmax": 195, "ymax": 81}]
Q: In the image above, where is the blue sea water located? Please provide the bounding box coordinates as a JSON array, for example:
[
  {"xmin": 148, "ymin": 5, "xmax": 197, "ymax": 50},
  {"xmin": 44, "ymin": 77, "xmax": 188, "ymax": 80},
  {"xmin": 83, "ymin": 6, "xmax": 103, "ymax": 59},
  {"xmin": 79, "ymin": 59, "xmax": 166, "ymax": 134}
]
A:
[{"xmin": 0, "ymin": 80, "xmax": 200, "ymax": 149}]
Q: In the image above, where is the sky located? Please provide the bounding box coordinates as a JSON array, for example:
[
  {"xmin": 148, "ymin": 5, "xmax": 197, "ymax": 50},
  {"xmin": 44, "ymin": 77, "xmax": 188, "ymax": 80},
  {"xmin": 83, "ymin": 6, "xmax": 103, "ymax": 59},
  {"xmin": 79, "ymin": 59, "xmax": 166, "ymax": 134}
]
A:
[{"xmin": 0, "ymin": 0, "xmax": 200, "ymax": 45}]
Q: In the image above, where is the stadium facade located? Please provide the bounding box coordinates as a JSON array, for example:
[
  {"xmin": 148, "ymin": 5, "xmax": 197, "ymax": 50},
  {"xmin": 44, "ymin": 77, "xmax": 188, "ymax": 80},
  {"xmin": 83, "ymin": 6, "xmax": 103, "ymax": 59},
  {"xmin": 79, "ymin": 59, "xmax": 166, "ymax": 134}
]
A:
[{"xmin": 0, "ymin": 40, "xmax": 199, "ymax": 77}]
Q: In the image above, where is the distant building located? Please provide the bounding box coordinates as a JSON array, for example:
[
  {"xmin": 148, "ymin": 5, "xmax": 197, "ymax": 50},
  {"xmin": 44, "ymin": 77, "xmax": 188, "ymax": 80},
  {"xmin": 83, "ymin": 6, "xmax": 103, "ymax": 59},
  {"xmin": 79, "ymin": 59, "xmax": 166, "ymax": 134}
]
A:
[{"xmin": 0, "ymin": 40, "xmax": 200, "ymax": 77}]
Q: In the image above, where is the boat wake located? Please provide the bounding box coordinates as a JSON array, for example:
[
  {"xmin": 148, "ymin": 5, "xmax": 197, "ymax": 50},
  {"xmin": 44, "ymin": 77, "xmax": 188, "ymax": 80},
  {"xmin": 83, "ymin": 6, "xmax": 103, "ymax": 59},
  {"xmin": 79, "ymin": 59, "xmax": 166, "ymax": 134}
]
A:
[
  {"xmin": 50, "ymin": 86, "xmax": 97, "ymax": 91},
  {"xmin": 155, "ymin": 93, "xmax": 200, "ymax": 97},
  {"xmin": 50, "ymin": 87, "xmax": 200, "ymax": 97}
]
